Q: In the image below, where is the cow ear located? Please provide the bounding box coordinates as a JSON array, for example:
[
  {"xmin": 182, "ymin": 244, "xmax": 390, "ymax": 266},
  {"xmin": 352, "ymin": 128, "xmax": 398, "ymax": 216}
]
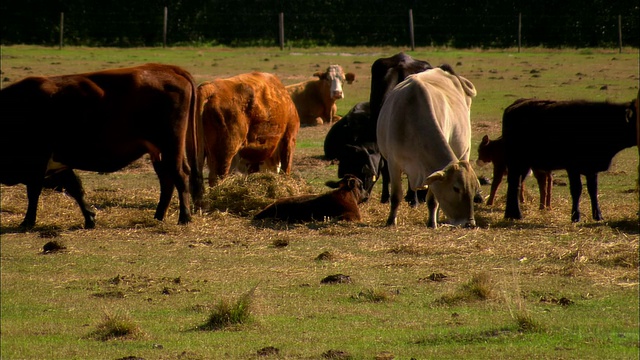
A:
[
  {"xmin": 313, "ymin": 71, "xmax": 324, "ymax": 79},
  {"xmin": 347, "ymin": 177, "xmax": 357, "ymax": 189},
  {"xmin": 423, "ymin": 170, "xmax": 446, "ymax": 186},
  {"xmin": 481, "ymin": 135, "xmax": 489, "ymax": 143},
  {"xmin": 345, "ymin": 73, "xmax": 356, "ymax": 84}
]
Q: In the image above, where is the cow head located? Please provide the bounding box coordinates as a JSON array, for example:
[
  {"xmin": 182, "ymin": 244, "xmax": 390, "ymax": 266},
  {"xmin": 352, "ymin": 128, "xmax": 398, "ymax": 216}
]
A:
[
  {"xmin": 337, "ymin": 144, "xmax": 382, "ymax": 199},
  {"xmin": 326, "ymin": 174, "xmax": 368, "ymax": 204},
  {"xmin": 314, "ymin": 65, "xmax": 355, "ymax": 101},
  {"xmin": 423, "ymin": 161, "xmax": 480, "ymax": 227},
  {"xmin": 476, "ymin": 134, "xmax": 497, "ymax": 167}
]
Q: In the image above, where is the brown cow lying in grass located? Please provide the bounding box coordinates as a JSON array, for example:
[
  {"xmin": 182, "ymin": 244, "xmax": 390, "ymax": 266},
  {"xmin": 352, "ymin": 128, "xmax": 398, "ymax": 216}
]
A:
[
  {"xmin": 477, "ymin": 135, "xmax": 553, "ymax": 209},
  {"xmin": 253, "ymin": 174, "xmax": 368, "ymax": 222}
]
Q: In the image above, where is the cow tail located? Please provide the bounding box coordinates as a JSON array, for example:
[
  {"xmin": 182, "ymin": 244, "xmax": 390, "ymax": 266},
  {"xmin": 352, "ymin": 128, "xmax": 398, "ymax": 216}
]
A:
[{"xmin": 185, "ymin": 73, "xmax": 205, "ymax": 209}]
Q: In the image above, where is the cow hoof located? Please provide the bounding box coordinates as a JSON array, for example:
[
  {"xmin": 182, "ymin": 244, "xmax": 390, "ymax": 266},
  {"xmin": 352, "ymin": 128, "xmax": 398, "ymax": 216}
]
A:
[
  {"xmin": 178, "ymin": 215, "xmax": 192, "ymax": 225},
  {"xmin": 84, "ymin": 218, "xmax": 96, "ymax": 229},
  {"xmin": 19, "ymin": 220, "xmax": 35, "ymax": 231},
  {"xmin": 571, "ymin": 212, "xmax": 581, "ymax": 223}
]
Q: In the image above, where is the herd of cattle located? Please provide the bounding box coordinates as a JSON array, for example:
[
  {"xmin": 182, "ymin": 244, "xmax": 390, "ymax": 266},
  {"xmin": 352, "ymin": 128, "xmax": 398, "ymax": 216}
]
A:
[{"xmin": 0, "ymin": 53, "xmax": 638, "ymax": 230}]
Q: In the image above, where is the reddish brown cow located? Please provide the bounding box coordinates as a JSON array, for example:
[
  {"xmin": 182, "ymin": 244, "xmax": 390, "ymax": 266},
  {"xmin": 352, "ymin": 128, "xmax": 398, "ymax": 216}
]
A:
[
  {"xmin": 0, "ymin": 63, "xmax": 199, "ymax": 229},
  {"xmin": 195, "ymin": 72, "xmax": 299, "ymax": 191},
  {"xmin": 286, "ymin": 65, "xmax": 355, "ymax": 126},
  {"xmin": 253, "ymin": 174, "xmax": 368, "ymax": 222},
  {"xmin": 477, "ymin": 135, "xmax": 553, "ymax": 209}
]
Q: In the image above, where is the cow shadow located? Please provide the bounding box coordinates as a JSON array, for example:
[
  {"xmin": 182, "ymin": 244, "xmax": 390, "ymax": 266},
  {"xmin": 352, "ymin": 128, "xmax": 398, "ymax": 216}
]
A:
[
  {"xmin": 0, "ymin": 223, "xmax": 82, "ymax": 236},
  {"xmin": 585, "ymin": 219, "xmax": 639, "ymax": 235}
]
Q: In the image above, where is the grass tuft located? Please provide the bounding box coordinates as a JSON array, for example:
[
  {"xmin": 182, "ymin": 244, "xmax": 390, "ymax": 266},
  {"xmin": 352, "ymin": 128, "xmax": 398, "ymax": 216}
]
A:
[
  {"xmin": 86, "ymin": 311, "xmax": 144, "ymax": 341},
  {"xmin": 198, "ymin": 286, "xmax": 256, "ymax": 331},
  {"xmin": 351, "ymin": 288, "xmax": 394, "ymax": 303},
  {"xmin": 436, "ymin": 272, "xmax": 495, "ymax": 305}
]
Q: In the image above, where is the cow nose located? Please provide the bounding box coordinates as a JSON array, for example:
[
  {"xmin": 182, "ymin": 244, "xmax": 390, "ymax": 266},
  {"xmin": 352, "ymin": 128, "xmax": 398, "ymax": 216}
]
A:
[{"xmin": 333, "ymin": 91, "xmax": 344, "ymax": 99}]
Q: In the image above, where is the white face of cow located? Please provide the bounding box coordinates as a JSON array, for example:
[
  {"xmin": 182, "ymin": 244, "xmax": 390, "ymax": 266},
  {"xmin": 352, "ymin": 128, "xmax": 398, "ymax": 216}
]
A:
[
  {"xmin": 424, "ymin": 161, "xmax": 480, "ymax": 227},
  {"xmin": 325, "ymin": 65, "xmax": 346, "ymax": 100}
]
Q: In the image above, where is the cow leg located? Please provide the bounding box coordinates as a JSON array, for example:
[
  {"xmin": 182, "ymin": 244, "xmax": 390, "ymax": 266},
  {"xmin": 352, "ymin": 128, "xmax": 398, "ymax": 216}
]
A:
[
  {"xmin": 533, "ymin": 169, "xmax": 548, "ymax": 210},
  {"xmin": 504, "ymin": 167, "xmax": 526, "ymax": 220},
  {"xmin": 405, "ymin": 186, "xmax": 419, "ymax": 207},
  {"xmin": 567, "ymin": 171, "xmax": 583, "ymax": 222},
  {"xmin": 380, "ymin": 160, "xmax": 390, "ymax": 204},
  {"xmin": 53, "ymin": 169, "xmax": 96, "ymax": 229},
  {"xmin": 486, "ymin": 164, "xmax": 505, "ymax": 206},
  {"xmin": 385, "ymin": 163, "xmax": 403, "ymax": 226},
  {"xmin": 21, "ymin": 181, "xmax": 45, "ymax": 230},
  {"xmin": 585, "ymin": 173, "xmax": 602, "ymax": 221},
  {"xmin": 426, "ymin": 190, "xmax": 439, "ymax": 228},
  {"xmin": 544, "ymin": 172, "xmax": 553, "ymax": 209}
]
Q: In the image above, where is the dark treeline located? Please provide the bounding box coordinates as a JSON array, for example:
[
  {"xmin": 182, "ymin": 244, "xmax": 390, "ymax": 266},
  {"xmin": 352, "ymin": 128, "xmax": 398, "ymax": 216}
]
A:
[{"xmin": 1, "ymin": 0, "xmax": 638, "ymax": 48}]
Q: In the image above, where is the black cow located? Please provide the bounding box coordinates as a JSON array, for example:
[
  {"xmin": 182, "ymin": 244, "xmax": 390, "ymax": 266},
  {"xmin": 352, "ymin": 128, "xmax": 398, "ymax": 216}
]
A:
[
  {"xmin": 502, "ymin": 98, "xmax": 638, "ymax": 222},
  {"xmin": 0, "ymin": 64, "xmax": 199, "ymax": 229},
  {"xmin": 324, "ymin": 102, "xmax": 382, "ymax": 197}
]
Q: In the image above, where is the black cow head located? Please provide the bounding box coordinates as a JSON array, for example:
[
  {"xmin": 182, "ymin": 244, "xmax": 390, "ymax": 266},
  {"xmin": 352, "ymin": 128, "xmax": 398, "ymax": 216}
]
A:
[{"xmin": 337, "ymin": 143, "xmax": 382, "ymax": 199}]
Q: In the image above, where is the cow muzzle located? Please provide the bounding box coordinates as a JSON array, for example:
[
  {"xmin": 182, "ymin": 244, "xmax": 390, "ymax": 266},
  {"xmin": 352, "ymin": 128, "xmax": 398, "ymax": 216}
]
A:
[{"xmin": 332, "ymin": 90, "xmax": 344, "ymax": 99}]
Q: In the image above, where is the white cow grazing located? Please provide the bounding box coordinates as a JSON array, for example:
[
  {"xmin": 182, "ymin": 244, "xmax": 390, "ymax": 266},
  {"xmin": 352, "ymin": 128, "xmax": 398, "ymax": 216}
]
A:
[{"xmin": 376, "ymin": 66, "xmax": 480, "ymax": 228}]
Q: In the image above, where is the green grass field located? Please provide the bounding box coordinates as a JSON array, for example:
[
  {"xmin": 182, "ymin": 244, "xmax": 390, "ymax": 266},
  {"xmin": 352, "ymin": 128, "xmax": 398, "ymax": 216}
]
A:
[{"xmin": 1, "ymin": 45, "xmax": 638, "ymax": 360}]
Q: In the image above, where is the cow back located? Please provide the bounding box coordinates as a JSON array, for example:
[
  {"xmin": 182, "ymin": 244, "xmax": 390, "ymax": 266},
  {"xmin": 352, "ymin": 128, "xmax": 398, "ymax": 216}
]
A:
[{"xmin": 502, "ymin": 98, "xmax": 637, "ymax": 173}]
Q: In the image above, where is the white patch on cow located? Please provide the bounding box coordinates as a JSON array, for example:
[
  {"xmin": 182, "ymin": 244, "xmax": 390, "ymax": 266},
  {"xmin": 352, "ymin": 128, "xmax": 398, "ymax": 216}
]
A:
[{"xmin": 327, "ymin": 65, "xmax": 345, "ymax": 100}]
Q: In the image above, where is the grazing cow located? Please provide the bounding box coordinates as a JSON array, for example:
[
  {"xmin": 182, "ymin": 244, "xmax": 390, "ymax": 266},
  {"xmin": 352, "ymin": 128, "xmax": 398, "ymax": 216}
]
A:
[
  {"xmin": 0, "ymin": 63, "xmax": 199, "ymax": 229},
  {"xmin": 286, "ymin": 65, "xmax": 355, "ymax": 126},
  {"xmin": 477, "ymin": 135, "xmax": 553, "ymax": 209},
  {"xmin": 502, "ymin": 98, "xmax": 638, "ymax": 222},
  {"xmin": 377, "ymin": 67, "xmax": 480, "ymax": 228},
  {"xmin": 324, "ymin": 102, "xmax": 383, "ymax": 196},
  {"xmin": 195, "ymin": 72, "xmax": 299, "ymax": 192},
  {"xmin": 253, "ymin": 174, "xmax": 368, "ymax": 222}
]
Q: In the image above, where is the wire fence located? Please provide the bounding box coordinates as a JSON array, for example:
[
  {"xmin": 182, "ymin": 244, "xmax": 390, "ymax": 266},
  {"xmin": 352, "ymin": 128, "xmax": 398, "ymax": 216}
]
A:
[{"xmin": 1, "ymin": 8, "xmax": 638, "ymax": 49}]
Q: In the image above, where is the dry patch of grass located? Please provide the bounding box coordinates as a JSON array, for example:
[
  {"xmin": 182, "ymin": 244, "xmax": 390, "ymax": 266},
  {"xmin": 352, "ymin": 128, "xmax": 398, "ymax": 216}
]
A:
[{"xmin": 206, "ymin": 173, "xmax": 313, "ymax": 216}]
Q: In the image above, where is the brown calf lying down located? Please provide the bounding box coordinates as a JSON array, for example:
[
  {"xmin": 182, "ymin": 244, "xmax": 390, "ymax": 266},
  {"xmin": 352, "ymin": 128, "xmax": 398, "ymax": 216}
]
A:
[
  {"xmin": 253, "ymin": 174, "xmax": 368, "ymax": 222},
  {"xmin": 477, "ymin": 135, "xmax": 552, "ymax": 209}
]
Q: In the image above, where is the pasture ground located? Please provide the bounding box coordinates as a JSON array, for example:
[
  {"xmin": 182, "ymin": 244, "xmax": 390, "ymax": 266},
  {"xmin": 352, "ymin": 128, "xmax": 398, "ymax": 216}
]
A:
[{"xmin": 1, "ymin": 46, "xmax": 638, "ymax": 359}]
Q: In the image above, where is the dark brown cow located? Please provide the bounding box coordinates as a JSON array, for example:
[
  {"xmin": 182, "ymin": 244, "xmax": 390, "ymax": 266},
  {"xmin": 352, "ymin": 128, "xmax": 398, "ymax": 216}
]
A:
[
  {"xmin": 477, "ymin": 135, "xmax": 553, "ymax": 209},
  {"xmin": 286, "ymin": 65, "xmax": 355, "ymax": 126},
  {"xmin": 502, "ymin": 98, "xmax": 638, "ymax": 222},
  {"xmin": 253, "ymin": 175, "xmax": 368, "ymax": 222},
  {"xmin": 195, "ymin": 72, "xmax": 299, "ymax": 191},
  {"xmin": 0, "ymin": 63, "xmax": 199, "ymax": 229}
]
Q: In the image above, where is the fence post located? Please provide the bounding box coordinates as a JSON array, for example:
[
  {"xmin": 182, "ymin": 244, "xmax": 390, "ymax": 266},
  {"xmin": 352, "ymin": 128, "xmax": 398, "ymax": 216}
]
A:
[
  {"xmin": 59, "ymin": 12, "xmax": 64, "ymax": 50},
  {"xmin": 408, "ymin": 9, "xmax": 415, "ymax": 51},
  {"xmin": 163, "ymin": 7, "xmax": 168, "ymax": 48},
  {"xmin": 518, "ymin": 12, "xmax": 522, "ymax": 53},
  {"xmin": 279, "ymin": 12, "xmax": 285, "ymax": 50},
  {"xmin": 618, "ymin": 14, "xmax": 622, "ymax": 53}
]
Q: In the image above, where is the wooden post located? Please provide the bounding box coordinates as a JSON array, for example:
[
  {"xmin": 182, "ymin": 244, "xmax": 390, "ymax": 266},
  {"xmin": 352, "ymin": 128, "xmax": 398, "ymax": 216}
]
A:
[
  {"xmin": 163, "ymin": 7, "xmax": 168, "ymax": 48},
  {"xmin": 279, "ymin": 12, "xmax": 285, "ymax": 50},
  {"xmin": 408, "ymin": 9, "xmax": 415, "ymax": 51},
  {"xmin": 618, "ymin": 14, "xmax": 622, "ymax": 53},
  {"xmin": 59, "ymin": 12, "xmax": 64, "ymax": 50},
  {"xmin": 518, "ymin": 12, "xmax": 522, "ymax": 53}
]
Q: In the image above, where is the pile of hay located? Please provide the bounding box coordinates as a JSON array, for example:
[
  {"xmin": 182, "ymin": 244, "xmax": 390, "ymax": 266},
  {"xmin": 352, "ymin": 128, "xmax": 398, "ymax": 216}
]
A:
[{"xmin": 207, "ymin": 173, "xmax": 313, "ymax": 217}]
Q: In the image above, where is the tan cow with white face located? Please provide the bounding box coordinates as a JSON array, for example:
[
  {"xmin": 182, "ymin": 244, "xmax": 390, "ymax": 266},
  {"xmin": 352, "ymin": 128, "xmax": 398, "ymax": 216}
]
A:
[
  {"xmin": 376, "ymin": 66, "xmax": 480, "ymax": 228},
  {"xmin": 286, "ymin": 65, "xmax": 355, "ymax": 126}
]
